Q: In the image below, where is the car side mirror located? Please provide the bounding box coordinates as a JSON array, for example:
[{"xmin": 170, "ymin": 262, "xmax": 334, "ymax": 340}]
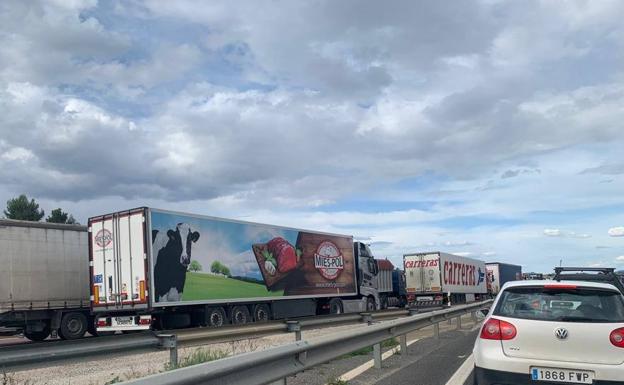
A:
[{"xmin": 480, "ymin": 308, "xmax": 489, "ymax": 316}]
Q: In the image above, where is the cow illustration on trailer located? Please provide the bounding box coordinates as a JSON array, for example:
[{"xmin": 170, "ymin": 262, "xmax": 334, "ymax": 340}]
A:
[{"xmin": 152, "ymin": 223, "xmax": 200, "ymax": 302}]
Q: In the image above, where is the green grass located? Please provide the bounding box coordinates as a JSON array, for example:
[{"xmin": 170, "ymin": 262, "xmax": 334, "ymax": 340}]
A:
[
  {"xmin": 342, "ymin": 338, "xmax": 399, "ymax": 357},
  {"xmin": 182, "ymin": 272, "xmax": 284, "ymax": 301},
  {"xmin": 165, "ymin": 348, "xmax": 230, "ymax": 371}
]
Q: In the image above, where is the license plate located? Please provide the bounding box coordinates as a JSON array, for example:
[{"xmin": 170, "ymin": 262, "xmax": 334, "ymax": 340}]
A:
[
  {"xmin": 113, "ymin": 316, "xmax": 134, "ymax": 326},
  {"xmin": 531, "ymin": 367, "xmax": 594, "ymax": 384},
  {"xmin": 418, "ymin": 296, "xmax": 434, "ymax": 301}
]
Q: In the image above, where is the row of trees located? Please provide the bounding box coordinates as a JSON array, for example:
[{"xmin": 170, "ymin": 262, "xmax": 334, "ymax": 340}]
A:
[{"xmin": 3, "ymin": 194, "xmax": 78, "ymax": 224}]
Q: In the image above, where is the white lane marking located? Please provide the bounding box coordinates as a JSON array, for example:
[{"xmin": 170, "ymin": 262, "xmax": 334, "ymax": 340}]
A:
[
  {"xmin": 335, "ymin": 338, "xmax": 420, "ymax": 382},
  {"xmin": 445, "ymin": 354, "xmax": 474, "ymax": 385}
]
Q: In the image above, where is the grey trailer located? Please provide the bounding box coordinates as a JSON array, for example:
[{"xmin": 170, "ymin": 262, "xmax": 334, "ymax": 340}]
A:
[{"xmin": 0, "ymin": 219, "xmax": 92, "ymax": 341}]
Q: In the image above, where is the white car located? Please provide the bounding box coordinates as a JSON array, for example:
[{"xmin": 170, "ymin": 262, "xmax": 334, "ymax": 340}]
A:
[{"xmin": 473, "ymin": 280, "xmax": 624, "ymax": 384}]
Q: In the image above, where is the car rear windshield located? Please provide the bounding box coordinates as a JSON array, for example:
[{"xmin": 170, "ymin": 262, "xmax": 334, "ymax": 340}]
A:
[{"xmin": 493, "ymin": 286, "xmax": 624, "ymax": 322}]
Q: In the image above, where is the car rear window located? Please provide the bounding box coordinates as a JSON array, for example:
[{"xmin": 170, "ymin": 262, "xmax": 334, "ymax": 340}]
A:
[{"xmin": 493, "ymin": 286, "xmax": 624, "ymax": 323}]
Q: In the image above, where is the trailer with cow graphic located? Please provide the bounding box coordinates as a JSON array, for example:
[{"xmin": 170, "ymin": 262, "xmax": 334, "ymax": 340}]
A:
[
  {"xmin": 404, "ymin": 251, "xmax": 487, "ymax": 307},
  {"xmin": 89, "ymin": 207, "xmax": 386, "ymax": 331}
]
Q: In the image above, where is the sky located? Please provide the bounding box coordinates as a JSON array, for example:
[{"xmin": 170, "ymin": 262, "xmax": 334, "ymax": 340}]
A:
[{"xmin": 1, "ymin": 0, "xmax": 623, "ymax": 273}]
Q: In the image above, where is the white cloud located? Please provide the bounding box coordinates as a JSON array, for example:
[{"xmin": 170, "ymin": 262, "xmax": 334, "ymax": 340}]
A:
[
  {"xmin": 608, "ymin": 227, "xmax": 624, "ymax": 237},
  {"xmin": 616, "ymin": 256, "xmax": 624, "ymax": 263},
  {"xmin": 544, "ymin": 229, "xmax": 562, "ymax": 237}
]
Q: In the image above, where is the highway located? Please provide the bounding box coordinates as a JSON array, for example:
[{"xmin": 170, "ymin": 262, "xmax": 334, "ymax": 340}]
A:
[{"xmin": 286, "ymin": 312, "xmax": 483, "ymax": 385}]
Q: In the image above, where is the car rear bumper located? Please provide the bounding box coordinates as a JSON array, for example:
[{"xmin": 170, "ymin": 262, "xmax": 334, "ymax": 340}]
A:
[{"xmin": 475, "ymin": 367, "xmax": 624, "ymax": 385}]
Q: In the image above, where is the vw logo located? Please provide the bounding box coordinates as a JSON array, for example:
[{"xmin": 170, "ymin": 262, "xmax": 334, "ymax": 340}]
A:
[{"xmin": 555, "ymin": 328, "xmax": 568, "ymax": 340}]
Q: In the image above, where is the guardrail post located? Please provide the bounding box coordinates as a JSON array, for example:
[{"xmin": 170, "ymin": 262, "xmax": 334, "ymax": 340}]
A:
[
  {"xmin": 158, "ymin": 334, "xmax": 178, "ymax": 368},
  {"xmin": 361, "ymin": 312, "xmax": 373, "ymax": 325},
  {"xmin": 456, "ymin": 315, "xmax": 462, "ymax": 330},
  {"xmin": 408, "ymin": 308, "xmax": 419, "ymax": 316},
  {"xmin": 286, "ymin": 321, "xmax": 301, "ymax": 341},
  {"xmin": 400, "ymin": 334, "xmax": 408, "ymax": 357},
  {"xmin": 373, "ymin": 342, "xmax": 382, "ymax": 369},
  {"xmin": 471, "ymin": 311, "xmax": 477, "ymax": 323},
  {"xmin": 434, "ymin": 322, "xmax": 440, "ymax": 339}
]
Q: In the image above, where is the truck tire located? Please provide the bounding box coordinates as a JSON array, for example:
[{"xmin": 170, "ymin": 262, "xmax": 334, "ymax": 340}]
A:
[
  {"xmin": 380, "ymin": 296, "xmax": 389, "ymax": 310},
  {"xmin": 328, "ymin": 298, "xmax": 343, "ymax": 314},
  {"xmin": 231, "ymin": 306, "xmax": 250, "ymax": 325},
  {"xmin": 59, "ymin": 312, "xmax": 88, "ymax": 340},
  {"xmin": 207, "ymin": 307, "xmax": 227, "ymax": 327},
  {"xmin": 253, "ymin": 304, "xmax": 270, "ymax": 322},
  {"xmin": 366, "ymin": 297, "xmax": 376, "ymax": 312},
  {"xmin": 24, "ymin": 322, "xmax": 50, "ymax": 342}
]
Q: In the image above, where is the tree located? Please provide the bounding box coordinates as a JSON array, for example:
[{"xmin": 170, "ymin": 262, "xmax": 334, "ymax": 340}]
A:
[
  {"xmin": 4, "ymin": 194, "xmax": 44, "ymax": 221},
  {"xmin": 188, "ymin": 260, "xmax": 202, "ymax": 272},
  {"xmin": 46, "ymin": 208, "xmax": 78, "ymax": 224},
  {"xmin": 221, "ymin": 266, "xmax": 231, "ymax": 277},
  {"xmin": 211, "ymin": 261, "xmax": 224, "ymax": 274}
]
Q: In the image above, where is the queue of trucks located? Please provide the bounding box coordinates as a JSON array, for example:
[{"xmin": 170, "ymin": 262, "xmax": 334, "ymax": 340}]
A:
[{"xmin": 0, "ymin": 207, "xmax": 522, "ymax": 340}]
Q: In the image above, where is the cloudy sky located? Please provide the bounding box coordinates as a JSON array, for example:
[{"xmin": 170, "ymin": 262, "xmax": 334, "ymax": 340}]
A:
[{"xmin": 1, "ymin": 0, "xmax": 623, "ymax": 272}]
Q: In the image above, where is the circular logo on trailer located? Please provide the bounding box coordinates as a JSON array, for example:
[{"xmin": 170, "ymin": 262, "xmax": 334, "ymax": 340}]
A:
[
  {"xmin": 95, "ymin": 229, "xmax": 113, "ymax": 247},
  {"xmin": 314, "ymin": 241, "xmax": 344, "ymax": 280}
]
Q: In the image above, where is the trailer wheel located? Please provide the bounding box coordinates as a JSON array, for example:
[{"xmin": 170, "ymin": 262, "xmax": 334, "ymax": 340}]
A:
[
  {"xmin": 231, "ymin": 306, "xmax": 251, "ymax": 325},
  {"xmin": 59, "ymin": 312, "xmax": 88, "ymax": 340},
  {"xmin": 253, "ymin": 304, "xmax": 270, "ymax": 323},
  {"xmin": 328, "ymin": 298, "xmax": 343, "ymax": 314},
  {"xmin": 24, "ymin": 322, "xmax": 50, "ymax": 342},
  {"xmin": 207, "ymin": 307, "xmax": 227, "ymax": 327}
]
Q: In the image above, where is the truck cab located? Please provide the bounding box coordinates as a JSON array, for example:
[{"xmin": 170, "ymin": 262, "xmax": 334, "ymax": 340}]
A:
[{"xmin": 352, "ymin": 241, "xmax": 380, "ymax": 311}]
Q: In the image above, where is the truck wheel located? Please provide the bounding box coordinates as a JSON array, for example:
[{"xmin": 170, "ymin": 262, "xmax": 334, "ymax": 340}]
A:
[
  {"xmin": 253, "ymin": 304, "xmax": 270, "ymax": 322},
  {"xmin": 59, "ymin": 312, "xmax": 88, "ymax": 340},
  {"xmin": 24, "ymin": 323, "xmax": 50, "ymax": 342},
  {"xmin": 231, "ymin": 306, "xmax": 250, "ymax": 325},
  {"xmin": 328, "ymin": 298, "xmax": 343, "ymax": 314},
  {"xmin": 207, "ymin": 307, "xmax": 227, "ymax": 327},
  {"xmin": 366, "ymin": 297, "xmax": 376, "ymax": 312}
]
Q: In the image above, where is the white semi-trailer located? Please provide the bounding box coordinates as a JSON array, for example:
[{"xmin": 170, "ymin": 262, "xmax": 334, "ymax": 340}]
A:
[
  {"xmin": 89, "ymin": 207, "xmax": 388, "ymax": 332},
  {"xmin": 404, "ymin": 251, "xmax": 487, "ymax": 306},
  {"xmin": 0, "ymin": 219, "xmax": 92, "ymax": 341}
]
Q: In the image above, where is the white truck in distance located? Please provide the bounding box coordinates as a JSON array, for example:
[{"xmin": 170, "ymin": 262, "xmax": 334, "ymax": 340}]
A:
[{"xmin": 404, "ymin": 251, "xmax": 487, "ymax": 306}]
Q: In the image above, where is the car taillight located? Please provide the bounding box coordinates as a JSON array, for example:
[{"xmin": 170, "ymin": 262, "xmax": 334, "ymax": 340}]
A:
[
  {"xmin": 610, "ymin": 328, "xmax": 624, "ymax": 348},
  {"xmin": 97, "ymin": 318, "xmax": 110, "ymax": 327},
  {"xmin": 480, "ymin": 318, "xmax": 517, "ymax": 340},
  {"xmin": 138, "ymin": 317, "xmax": 151, "ymax": 325}
]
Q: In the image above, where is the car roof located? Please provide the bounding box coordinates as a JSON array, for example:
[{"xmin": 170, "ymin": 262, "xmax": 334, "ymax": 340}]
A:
[{"xmin": 503, "ymin": 279, "xmax": 620, "ymax": 291}]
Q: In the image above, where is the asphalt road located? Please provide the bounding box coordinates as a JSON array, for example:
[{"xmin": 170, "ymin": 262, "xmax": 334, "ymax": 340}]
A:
[
  {"xmin": 287, "ymin": 314, "xmax": 483, "ymax": 385},
  {"xmin": 371, "ymin": 327, "xmax": 478, "ymax": 385}
]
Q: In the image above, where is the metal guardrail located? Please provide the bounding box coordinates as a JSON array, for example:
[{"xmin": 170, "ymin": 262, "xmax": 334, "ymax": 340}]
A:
[
  {"xmin": 122, "ymin": 300, "xmax": 493, "ymax": 385},
  {"xmin": 0, "ymin": 308, "xmax": 410, "ymax": 370}
]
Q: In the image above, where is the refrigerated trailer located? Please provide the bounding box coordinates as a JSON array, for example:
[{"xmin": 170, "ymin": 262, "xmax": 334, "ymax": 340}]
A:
[
  {"xmin": 89, "ymin": 208, "xmax": 386, "ymax": 331},
  {"xmin": 404, "ymin": 251, "xmax": 487, "ymax": 306},
  {"xmin": 0, "ymin": 219, "xmax": 92, "ymax": 341},
  {"xmin": 485, "ymin": 262, "xmax": 522, "ymax": 295}
]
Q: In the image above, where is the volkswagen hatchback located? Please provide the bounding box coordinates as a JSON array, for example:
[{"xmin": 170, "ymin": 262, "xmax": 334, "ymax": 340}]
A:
[{"xmin": 473, "ymin": 280, "xmax": 624, "ymax": 384}]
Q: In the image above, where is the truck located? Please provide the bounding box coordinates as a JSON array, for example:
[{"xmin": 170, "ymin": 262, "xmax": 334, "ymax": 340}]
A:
[
  {"xmin": 404, "ymin": 251, "xmax": 487, "ymax": 306},
  {"xmin": 88, "ymin": 207, "xmax": 389, "ymax": 332},
  {"xmin": 485, "ymin": 262, "xmax": 522, "ymax": 295},
  {"xmin": 0, "ymin": 219, "xmax": 93, "ymax": 341},
  {"xmin": 375, "ymin": 259, "xmax": 407, "ymax": 309}
]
